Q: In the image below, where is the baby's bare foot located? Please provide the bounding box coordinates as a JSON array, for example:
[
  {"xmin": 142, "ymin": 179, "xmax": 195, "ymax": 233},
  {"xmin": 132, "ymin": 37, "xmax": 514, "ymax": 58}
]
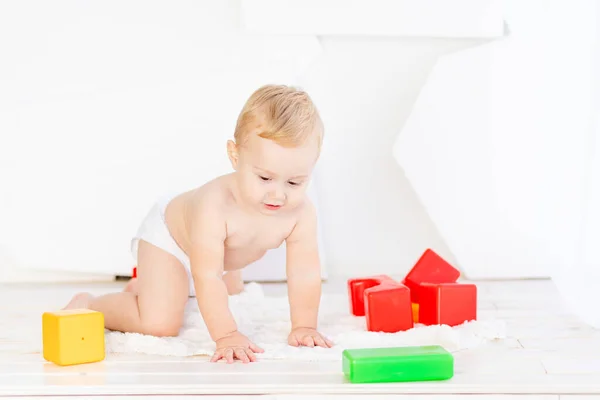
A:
[
  {"xmin": 63, "ymin": 292, "xmax": 94, "ymax": 310},
  {"xmin": 124, "ymin": 278, "xmax": 138, "ymax": 294}
]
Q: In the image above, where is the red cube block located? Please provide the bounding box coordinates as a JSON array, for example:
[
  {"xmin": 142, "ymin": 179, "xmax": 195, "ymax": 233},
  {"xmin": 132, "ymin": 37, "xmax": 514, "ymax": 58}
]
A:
[
  {"xmin": 418, "ymin": 282, "xmax": 477, "ymax": 327},
  {"xmin": 402, "ymin": 249, "xmax": 460, "ymax": 302},
  {"xmin": 348, "ymin": 275, "xmax": 390, "ymax": 316},
  {"xmin": 364, "ymin": 283, "xmax": 413, "ymax": 333},
  {"xmin": 348, "ymin": 275, "xmax": 414, "ymax": 333}
]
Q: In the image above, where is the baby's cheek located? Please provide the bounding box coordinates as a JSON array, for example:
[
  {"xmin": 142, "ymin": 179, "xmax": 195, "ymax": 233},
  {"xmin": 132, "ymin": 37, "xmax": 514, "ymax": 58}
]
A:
[
  {"xmin": 287, "ymin": 192, "xmax": 304, "ymax": 207},
  {"xmin": 241, "ymin": 177, "xmax": 262, "ymax": 201},
  {"xmin": 251, "ymin": 183, "xmax": 266, "ymax": 202}
]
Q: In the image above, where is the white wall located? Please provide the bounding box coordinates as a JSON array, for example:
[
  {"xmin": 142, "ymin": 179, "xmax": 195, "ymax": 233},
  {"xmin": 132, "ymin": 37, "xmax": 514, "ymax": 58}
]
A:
[
  {"xmin": 0, "ymin": 0, "xmax": 492, "ymax": 282},
  {"xmin": 301, "ymin": 37, "xmax": 487, "ymax": 278},
  {"xmin": 550, "ymin": 0, "xmax": 600, "ymax": 327},
  {"xmin": 0, "ymin": 0, "xmax": 321, "ymax": 281},
  {"xmin": 393, "ymin": 0, "xmax": 599, "ymax": 281}
]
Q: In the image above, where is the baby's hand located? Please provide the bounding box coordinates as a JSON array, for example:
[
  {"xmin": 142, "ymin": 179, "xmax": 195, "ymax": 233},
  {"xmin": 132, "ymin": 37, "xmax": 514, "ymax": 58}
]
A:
[
  {"xmin": 211, "ymin": 331, "xmax": 264, "ymax": 363},
  {"xmin": 288, "ymin": 327, "xmax": 334, "ymax": 348}
]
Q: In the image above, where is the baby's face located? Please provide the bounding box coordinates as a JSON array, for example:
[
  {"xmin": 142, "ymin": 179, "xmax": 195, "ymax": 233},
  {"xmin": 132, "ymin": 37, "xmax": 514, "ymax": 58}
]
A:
[{"xmin": 234, "ymin": 134, "xmax": 319, "ymax": 215}]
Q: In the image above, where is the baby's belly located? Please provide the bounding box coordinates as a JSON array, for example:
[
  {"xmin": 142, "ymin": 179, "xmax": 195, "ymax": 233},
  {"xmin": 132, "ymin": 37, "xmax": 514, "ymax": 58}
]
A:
[{"xmin": 223, "ymin": 249, "xmax": 267, "ymax": 271}]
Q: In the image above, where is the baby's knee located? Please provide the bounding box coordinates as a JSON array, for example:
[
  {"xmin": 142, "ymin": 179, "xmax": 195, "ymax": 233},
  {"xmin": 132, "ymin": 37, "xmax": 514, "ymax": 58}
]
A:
[{"xmin": 141, "ymin": 315, "xmax": 182, "ymax": 337}]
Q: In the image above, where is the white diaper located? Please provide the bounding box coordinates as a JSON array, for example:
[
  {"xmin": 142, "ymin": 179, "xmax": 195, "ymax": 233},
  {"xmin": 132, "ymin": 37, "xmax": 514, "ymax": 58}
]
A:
[{"xmin": 130, "ymin": 193, "xmax": 196, "ymax": 297}]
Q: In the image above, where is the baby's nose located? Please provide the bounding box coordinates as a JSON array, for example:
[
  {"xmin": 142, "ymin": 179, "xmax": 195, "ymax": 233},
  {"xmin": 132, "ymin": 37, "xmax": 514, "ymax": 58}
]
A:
[{"xmin": 268, "ymin": 187, "xmax": 286, "ymax": 202}]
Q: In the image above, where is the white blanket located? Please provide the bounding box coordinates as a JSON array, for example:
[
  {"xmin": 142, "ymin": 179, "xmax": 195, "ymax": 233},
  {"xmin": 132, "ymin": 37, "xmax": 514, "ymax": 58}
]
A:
[{"xmin": 105, "ymin": 283, "xmax": 505, "ymax": 360}]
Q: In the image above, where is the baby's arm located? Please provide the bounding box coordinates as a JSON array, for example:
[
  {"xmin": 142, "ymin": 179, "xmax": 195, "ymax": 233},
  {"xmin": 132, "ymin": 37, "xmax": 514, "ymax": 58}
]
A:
[
  {"xmin": 285, "ymin": 201, "xmax": 333, "ymax": 348},
  {"xmin": 189, "ymin": 199, "xmax": 263, "ymax": 362}
]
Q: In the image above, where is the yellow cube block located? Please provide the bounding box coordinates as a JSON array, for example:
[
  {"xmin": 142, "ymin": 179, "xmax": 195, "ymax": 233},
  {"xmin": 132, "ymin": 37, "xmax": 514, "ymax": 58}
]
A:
[
  {"xmin": 42, "ymin": 309, "xmax": 105, "ymax": 366},
  {"xmin": 412, "ymin": 303, "xmax": 419, "ymax": 323}
]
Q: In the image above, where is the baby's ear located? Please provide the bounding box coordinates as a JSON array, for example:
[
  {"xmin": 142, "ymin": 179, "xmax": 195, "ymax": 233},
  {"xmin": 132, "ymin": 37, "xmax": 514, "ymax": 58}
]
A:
[{"xmin": 227, "ymin": 140, "xmax": 239, "ymax": 169}]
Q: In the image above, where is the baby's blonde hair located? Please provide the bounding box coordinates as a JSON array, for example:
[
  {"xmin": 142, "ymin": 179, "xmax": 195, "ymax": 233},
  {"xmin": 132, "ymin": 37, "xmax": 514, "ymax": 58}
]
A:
[{"xmin": 234, "ymin": 84, "xmax": 323, "ymax": 149}]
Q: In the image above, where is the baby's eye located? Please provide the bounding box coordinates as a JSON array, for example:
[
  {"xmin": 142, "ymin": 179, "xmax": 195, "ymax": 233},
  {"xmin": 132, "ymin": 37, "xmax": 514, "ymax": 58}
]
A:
[
  {"xmin": 259, "ymin": 175, "xmax": 271, "ymax": 181},
  {"xmin": 288, "ymin": 181, "xmax": 302, "ymax": 186}
]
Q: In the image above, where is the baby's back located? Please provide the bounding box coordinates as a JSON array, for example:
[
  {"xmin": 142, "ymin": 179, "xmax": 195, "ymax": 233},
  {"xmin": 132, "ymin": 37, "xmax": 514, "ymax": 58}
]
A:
[{"xmin": 164, "ymin": 174, "xmax": 298, "ymax": 272}]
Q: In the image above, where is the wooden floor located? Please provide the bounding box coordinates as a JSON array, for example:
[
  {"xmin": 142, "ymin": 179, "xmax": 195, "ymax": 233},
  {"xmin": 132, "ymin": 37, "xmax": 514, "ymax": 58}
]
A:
[{"xmin": 1, "ymin": 277, "xmax": 600, "ymax": 399}]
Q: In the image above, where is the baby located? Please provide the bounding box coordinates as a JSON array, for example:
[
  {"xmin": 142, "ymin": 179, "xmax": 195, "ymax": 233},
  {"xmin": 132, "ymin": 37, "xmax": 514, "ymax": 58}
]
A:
[{"xmin": 64, "ymin": 84, "xmax": 333, "ymax": 363}]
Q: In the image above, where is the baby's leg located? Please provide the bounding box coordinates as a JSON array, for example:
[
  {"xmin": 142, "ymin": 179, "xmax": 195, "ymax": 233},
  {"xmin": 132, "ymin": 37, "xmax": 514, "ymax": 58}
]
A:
[
  {"xmin": 64, "ymin": 240, "xmax": 189, "ymax": 336},
  {"xmin": 223, "ymin": 270, "xmax": 244, "ymax": 295}
]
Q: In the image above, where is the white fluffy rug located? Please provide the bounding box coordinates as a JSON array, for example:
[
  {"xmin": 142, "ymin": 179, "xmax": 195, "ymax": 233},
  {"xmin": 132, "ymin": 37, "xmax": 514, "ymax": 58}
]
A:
[{"xmin": 105, "ymin": 283, "xmax": 506, "ymax": 360}]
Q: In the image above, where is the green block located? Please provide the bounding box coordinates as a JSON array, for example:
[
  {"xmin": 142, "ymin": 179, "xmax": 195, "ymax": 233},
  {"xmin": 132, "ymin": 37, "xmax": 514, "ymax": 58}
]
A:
[{"xmin": 342, "ymin": 345, "xmax": 454, "ymax": 383}]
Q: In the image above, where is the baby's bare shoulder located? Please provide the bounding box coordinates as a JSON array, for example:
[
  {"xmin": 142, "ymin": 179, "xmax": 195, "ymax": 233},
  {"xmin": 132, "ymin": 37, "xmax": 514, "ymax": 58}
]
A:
[
  {"xmin": 286, "ymin": 197, "xmax": 317, "ymax": 242},
  {"xmin": 184, "ymin": 175, "xmax": 234, "ymax": 239},
  {"xmin": 188, "ymin": 176, "xmax": 232, "ymax": 216},
  {"xmin": 295, "ymin": 196, "xmax": 317, "ymax": 221}
]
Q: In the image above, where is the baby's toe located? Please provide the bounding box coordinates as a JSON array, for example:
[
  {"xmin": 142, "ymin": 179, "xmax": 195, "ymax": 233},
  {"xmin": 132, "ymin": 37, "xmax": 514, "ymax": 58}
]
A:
[{"xmin": 63, "ymin": 292, "xmax": 93, "ymax": 310}]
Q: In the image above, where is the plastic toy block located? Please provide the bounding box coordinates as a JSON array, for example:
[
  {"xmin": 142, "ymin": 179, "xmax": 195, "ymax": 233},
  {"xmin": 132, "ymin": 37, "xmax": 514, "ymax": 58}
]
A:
[
  {"xmin": 348, "ymin": 275, "xmax": 392, "ymax": 316},
  {"xmin": 419, "ymin": 282, "xmax": 477, "ymax": 326},
  {"xmin": 402, "ymin": 249, "xmax": 460, "ymax": 302},
  {"xmin": 365, "ymin": 283, "xmax": 413, "ymax": 332},
  {"xmin": 348, "ymin": 275, "xmax": 413, "ymax": 333},
  {"xmin": 42, "ymin": 309, "xmax": 105, "ymax": 366},
  {"xmin": 343, "ymin": 345, "xmax": 454, "ymax": 383},
  {"xmin": 132, "ymin": 266, "xmax": 137, "ymax": 278}
]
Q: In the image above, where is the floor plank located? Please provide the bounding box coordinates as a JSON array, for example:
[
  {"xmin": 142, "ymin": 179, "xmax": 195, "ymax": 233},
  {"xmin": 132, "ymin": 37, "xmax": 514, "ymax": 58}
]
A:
[
  {"xmin": 0, "ymin": 373, "xmax": 598, "ymax": 395},
  {"xmin": 0, "ymin": 396, "xmax": 564, "ymax": 400}
]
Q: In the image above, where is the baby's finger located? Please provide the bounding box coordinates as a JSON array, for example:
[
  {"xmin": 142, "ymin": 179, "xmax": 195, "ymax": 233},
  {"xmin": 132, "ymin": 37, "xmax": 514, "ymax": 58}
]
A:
[
  {"xmin": 303, "ymin": 335, "xmax": 315, "ymax": 347},
  {"xmin": 234, "ymin": 348, "xmax": 249, "ymax": 363},
  {"xmin": 288, "ymin": 335, "xmax": 300, "ymax": 347},
  {"xmin": 314, "ymin": 336, "xmax": 328, "ymax": 348},
  {"xmin": 250, "ymin": 342, "xmax": 265, "ymax": 353},
  {"xmin": 245, "ymin": 348, "xmax": 257, "ymax": 362},
  {"xmin": 324, "ymin": 337, "xmax": 334, "ymax": 347},
  {"xmin": 210, "ymin": 351, "xmax": 222, "ymax": 363},
  {"xmin": 225, "ymin": 348, "xmax": 235, "ymax": 364}
]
